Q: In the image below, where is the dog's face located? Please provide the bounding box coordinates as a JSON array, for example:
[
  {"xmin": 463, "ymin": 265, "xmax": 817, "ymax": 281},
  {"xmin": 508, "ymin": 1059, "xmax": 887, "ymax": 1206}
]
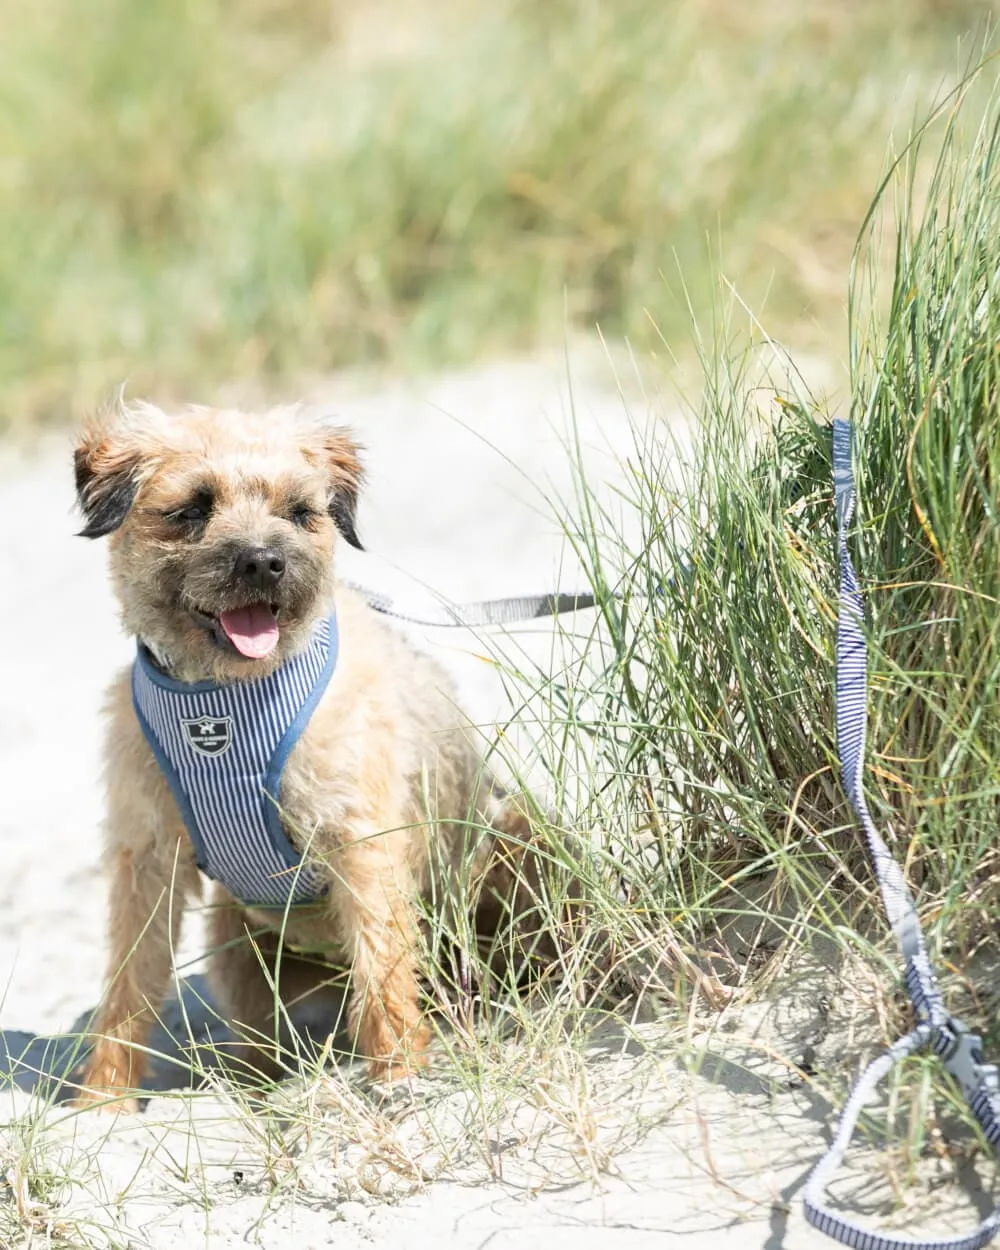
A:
[{"xmin": 74, "ymin": 402, "xmax": 363, "ymax": 683}]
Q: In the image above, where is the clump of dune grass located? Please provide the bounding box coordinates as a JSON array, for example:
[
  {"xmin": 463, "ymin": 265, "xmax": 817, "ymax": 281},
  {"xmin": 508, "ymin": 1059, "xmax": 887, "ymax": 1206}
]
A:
[
  {"xmin": 511, "ymin": 54, "xmax": 1000, "ymax": 986},
  {"xmin": 0, "ymin": 0, "xmax": 996, "ymax": 428},
  {"xmin": 473, "ymin": 57, "xmax": 1000, "ymax": 1200}
]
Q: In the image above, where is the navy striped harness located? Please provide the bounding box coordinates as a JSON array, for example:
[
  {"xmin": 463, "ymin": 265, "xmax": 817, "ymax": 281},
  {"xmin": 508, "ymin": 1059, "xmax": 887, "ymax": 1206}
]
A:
[{"xmin": 131, "ymin": 614, "xmax": 337, "ymax": 909}]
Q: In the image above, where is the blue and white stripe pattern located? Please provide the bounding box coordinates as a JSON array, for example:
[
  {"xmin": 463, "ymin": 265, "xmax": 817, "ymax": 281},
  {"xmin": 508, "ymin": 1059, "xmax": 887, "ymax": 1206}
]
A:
[
  {"xmin": 804, "ymin": 421, "xmax": 1000, "ymax": 1250},
  {"xmin": 132, "ymin": 614, "xmax": 338, "ymax": 909}
]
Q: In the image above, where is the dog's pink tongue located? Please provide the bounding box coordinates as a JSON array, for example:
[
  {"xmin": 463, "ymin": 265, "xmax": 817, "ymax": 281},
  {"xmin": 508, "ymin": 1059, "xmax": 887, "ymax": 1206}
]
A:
[{"xmin": 219, "ymin": 605, "xmax": 279, "ymax": 659}]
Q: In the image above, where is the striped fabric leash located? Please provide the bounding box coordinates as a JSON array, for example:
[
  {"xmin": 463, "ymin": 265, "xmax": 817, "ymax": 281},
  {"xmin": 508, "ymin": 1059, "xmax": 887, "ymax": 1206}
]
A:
[{"xmin": 803, "ymin": 420, "xmax": 1000, "ymax": 1249}]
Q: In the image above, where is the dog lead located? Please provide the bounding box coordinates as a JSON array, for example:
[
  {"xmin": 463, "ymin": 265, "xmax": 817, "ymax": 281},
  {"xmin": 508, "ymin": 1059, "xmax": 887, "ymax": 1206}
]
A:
[{"xmin": 804, "ymin": 420, "xmax": 1000, "ymax": 1249}]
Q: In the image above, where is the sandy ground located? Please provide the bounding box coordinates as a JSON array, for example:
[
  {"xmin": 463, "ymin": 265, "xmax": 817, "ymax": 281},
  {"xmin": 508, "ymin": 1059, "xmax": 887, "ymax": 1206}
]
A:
[{"xmin": 0, "ymin": 354, "xmax": 981, "ymax": 1248}]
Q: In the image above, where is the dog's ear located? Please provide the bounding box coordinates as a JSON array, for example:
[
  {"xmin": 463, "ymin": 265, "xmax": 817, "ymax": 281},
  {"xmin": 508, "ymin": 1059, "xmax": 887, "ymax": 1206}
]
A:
[
  {"xmin": 74, "ymin": 417, "xmax": 143, "ymax": 539},
  {"xmin": 319, "ymin": 426, "xmax": 364, "ymax": 550}
]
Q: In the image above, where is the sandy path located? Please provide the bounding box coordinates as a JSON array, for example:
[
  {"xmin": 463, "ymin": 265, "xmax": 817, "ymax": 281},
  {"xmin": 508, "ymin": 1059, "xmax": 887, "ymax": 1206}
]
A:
[{"xmin": 0, "ymin": 355, "xmax": 965, "ymax": 1248}]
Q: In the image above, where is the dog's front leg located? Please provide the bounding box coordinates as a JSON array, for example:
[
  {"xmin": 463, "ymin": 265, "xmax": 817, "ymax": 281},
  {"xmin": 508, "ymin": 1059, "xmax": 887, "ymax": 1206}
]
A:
[
  {"xmin": 76, "ymin": 828, "xmax": 198, "ymax": 1112},
  {"xmin": 329, "ymin": 833, "xmax": 430, "ymax": 1082}
]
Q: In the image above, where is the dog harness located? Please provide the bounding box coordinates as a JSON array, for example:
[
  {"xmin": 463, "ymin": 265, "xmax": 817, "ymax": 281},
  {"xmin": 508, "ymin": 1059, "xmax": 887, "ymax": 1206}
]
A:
[{"xmin": 131, "ymin": 614, "xmax": 338, "ymax": 908}]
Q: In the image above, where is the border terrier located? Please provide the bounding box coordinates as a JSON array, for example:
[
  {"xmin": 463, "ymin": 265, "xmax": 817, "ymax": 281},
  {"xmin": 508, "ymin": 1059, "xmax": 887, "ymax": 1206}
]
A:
[{"xmin": 72, "ymin": 400, "xmax": 544, "ymax": 1108}]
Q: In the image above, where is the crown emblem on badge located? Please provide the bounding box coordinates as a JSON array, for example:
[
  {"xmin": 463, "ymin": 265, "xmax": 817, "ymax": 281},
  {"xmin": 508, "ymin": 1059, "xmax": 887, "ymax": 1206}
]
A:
[{"xmin": 180, "ymin": 716, "xmax": 234, "ymax": 757}]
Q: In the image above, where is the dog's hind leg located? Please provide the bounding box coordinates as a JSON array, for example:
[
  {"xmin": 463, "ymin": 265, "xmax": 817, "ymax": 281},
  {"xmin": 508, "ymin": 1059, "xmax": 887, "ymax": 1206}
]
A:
[
  {"xmin": 472, "ymin": 791, "xmax": 570, "ymax": 983},
  {"xmin": 205, "ymin": 897, "xmax": 285, "ymax": 1081},
  {"xmin": 206, "ymin": 890, "xmax": 349, "ymax": 1082}
]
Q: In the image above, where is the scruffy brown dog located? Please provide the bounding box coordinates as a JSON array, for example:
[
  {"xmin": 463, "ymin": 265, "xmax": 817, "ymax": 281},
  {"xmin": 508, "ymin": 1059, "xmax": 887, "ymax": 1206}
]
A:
[{"xmin": 72, "ymin": 400, "xmax": 542, "ymax": 1109}]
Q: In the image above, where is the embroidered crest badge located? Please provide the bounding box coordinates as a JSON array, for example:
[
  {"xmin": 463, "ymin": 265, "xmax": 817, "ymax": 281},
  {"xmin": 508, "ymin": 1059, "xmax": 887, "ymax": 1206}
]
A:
[{"xmin": 180, "ymin": 716, "xmax": 234, "ymax": 757}]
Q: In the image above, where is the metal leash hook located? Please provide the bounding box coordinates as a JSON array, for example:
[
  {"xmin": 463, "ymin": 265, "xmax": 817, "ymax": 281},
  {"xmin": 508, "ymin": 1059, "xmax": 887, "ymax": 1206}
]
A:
[
  {"xmin": 805, "ymin": 1018, "xmax": 1000, "ymax": 1250},
  {"xmin": 804, "ymin": 420, "xmax": 1000, "ymax": 1250}
]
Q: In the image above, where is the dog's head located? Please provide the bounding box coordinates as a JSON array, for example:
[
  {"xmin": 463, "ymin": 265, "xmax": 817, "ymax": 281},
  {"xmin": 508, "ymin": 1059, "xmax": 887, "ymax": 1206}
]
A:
[{"xmin": 74, "ymin": 401, "xmax": 363, "ymax": 683}]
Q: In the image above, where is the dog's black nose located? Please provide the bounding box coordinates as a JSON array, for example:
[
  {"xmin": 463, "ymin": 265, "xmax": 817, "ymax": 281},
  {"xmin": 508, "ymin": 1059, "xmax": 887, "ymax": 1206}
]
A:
[{"xmin": 234, "ymin": 546, "xmax": 286, "ymax": 590}]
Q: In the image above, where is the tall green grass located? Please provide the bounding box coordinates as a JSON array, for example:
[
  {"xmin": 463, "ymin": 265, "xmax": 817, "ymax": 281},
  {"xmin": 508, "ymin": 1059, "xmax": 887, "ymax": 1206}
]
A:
[
  {"xmin": 383, "ymin": 64, "xmax": 1000, "ymax": 1216},
  {"xmin": 0, "ymin": 0, "xmax": 995, "ymax": 427},
  {"xmin": 506, "ymin": 62, "xmax": 1000, "ymax": 1053}
]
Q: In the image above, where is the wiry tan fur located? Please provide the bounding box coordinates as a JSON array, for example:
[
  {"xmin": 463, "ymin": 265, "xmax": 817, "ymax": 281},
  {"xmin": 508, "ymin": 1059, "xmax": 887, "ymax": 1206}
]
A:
[{"xmin": 72, "ymin": 401, "xmax": 545, "ymax": 1109}]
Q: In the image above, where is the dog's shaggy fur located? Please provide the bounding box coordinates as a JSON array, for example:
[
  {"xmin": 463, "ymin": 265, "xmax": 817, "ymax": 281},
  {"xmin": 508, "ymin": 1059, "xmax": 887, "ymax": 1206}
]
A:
[{"xmin": 73, "ymin": 401, "xmax": 542, "ymax": 1108}]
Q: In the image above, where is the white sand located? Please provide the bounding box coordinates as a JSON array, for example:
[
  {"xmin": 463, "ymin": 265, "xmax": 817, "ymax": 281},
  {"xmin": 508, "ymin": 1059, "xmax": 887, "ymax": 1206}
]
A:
[{"xmin": 0, "ymin": 353, "xmax": 980, "ymax": 1248}]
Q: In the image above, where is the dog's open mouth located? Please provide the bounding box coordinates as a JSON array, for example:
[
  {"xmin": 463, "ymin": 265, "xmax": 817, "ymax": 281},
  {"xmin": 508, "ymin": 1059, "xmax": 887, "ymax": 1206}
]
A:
[{"xmin": 192, "ymin": 603, "xmax": 281, "ymax": 659}]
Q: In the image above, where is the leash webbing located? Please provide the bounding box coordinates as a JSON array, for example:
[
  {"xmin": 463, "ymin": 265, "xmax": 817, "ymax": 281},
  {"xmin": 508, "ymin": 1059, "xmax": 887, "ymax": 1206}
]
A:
[
  {"xmin": 348, "ymin": 584, "xmax": 599, "ymax": 628},
  {"xmin": 804, "ymin": 420, "xmax": 1000, "ymax": 1249}
]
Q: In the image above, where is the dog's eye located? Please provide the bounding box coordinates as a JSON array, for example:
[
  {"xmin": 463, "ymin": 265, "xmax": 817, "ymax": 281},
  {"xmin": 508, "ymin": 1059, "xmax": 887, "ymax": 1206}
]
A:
[
  {"xmin": 168, "ymin": 492, "xmax": 213, "ymax": 525},
  {"xmin": 288, "ymin": 502, "xmax": 317, "ymax": 528}
]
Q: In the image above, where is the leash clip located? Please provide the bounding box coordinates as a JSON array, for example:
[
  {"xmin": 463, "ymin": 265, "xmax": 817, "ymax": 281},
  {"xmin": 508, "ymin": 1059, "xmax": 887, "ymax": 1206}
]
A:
[{"xmin": 935, "ymin": 1016, "xmax": 996, "ymax": 1100}]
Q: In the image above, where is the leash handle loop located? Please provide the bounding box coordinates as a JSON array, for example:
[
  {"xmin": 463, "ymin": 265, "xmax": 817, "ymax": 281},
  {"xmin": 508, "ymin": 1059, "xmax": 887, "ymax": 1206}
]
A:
[{"xmin": 804, "ymin": 420, "xmax": 1000, "ymax": 1250}]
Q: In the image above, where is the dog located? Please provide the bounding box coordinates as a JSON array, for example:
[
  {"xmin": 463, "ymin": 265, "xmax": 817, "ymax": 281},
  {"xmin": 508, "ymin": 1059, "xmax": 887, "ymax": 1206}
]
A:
[{"xmin": 71, "ymin": 399, "xmax": 548, "ymax": 1109}]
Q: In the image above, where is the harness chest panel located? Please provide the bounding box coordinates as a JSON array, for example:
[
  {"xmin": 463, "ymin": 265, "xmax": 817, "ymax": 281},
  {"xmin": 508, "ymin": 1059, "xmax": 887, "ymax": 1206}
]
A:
[{"xmin": 131, "ymin": 614, "xmax": 338, "ymax": 908}]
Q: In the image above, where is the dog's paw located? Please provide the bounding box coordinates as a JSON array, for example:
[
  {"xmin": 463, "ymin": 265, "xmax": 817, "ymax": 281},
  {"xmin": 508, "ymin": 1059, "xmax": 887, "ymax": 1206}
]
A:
[
  {"xmin": 363, "ymin": 1024, "xmax": 432, "ymax": 1084},
  {"xmin": 70, "ymin": 1069, "xmax": 141, "ymax": 1115},
  {"xmin": 70, "ymin": 1088, "xmax": 141, "ymax": 1115},
  {"xmin": 365, "ymin": 1055, "xmax": 427, "ymax": 1084}
]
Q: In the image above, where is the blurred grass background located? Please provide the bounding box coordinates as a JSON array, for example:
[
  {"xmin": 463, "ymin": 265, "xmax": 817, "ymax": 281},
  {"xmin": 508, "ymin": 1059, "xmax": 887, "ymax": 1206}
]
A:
[{"xmin": 0, "ymin": 0, "xmax": 996, "ymax": 428}]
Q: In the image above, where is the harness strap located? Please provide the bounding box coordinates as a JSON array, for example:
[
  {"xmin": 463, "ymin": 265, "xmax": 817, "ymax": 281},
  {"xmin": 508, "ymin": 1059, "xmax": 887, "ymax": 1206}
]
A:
[
  {"xmin": 347, "ymin": 583, "xmax": 599, "ymax": 628},
  {"xmin": 804, "ymin": 420, "xmax": 1000, "ymax": 1249}
]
